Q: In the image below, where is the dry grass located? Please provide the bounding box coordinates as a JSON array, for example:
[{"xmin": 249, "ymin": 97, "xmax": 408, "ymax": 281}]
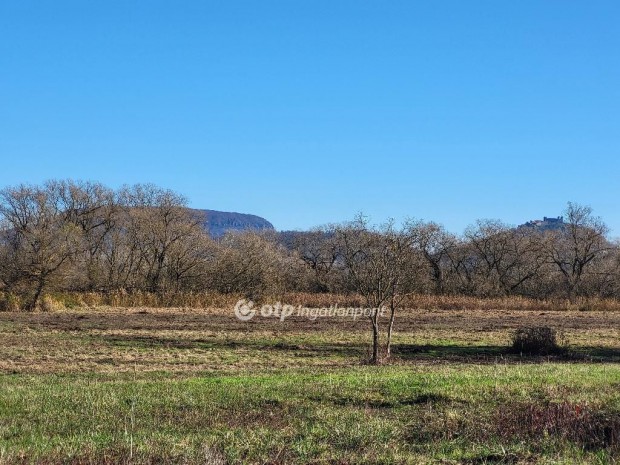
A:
[
  {"xmin": 494, "ymin": 401, "xmax": 620, "ymax": 450},
  {"xmin": 10, "ymin": 291, "xmax": 620, "ymax": 313},
  {"xmin": 0, "ymin": 305, "xmax": 618, "ymax": 376}
]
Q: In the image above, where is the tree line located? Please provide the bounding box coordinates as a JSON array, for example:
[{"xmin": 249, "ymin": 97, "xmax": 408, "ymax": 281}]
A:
[{"xmin": 0, "ymin": 180, "xmax": 617, "ymax": 314}]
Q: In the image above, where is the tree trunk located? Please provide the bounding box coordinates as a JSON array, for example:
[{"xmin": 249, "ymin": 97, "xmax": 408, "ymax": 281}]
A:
[
  {"xmin": 385, "ymin": 301, "xmax": 396, "ymax": 359},
  {"xmin": 370, "ymin": 312, "xmax": 380, "ymax": 365},
  {"xmin": 28, "ymin": 277, "xmax": 46, "ymax": 311},
  {"xmin": 431, "ymin": 261, "xmax": 444, "ymax": 295},
  {"xmin": 566, "ymin": 277, "xmax": 577, "ymax": 305}
]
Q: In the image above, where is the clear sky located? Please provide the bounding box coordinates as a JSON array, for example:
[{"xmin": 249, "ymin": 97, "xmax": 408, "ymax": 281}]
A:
[{"xmin": 1, "ymin": 1, "xmax": 619, "ymax": 235}]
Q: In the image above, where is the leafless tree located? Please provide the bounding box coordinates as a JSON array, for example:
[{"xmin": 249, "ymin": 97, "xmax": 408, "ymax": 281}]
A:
[
  {"xmin": 544, "ymin": 202, "xmax": 610, "ymax": 302},
  {"xmin": 292, "ymin": 229, "xmax": 341, "ymax": 292},
  {"xmin": 409, "ymin": 221, "xmax": 458, "ymax": 295},
  {"xmin": 2, "ymin": 179, "xmax": 620, "ymax": 310},
  {"xmin": 207, "ymin": 231, "xmax": 290, "ymax": 298},
  {"xmin": 120, "ymin": 184, "xmax": 205, "ymax": 292},
  {"xmin": 0, "ymin": 183, "xmax": 81, "ymax": 309},
  {"xmin": 464, "ymin": 220, "xmax": 546, "ymax": 296},
  {"xmin": 51, "ymin": 180, "xmax": 118, "ymax": 290},
  {"xmin": 333, "ymin": 216, "xmax": 418, "ymax": 364}
]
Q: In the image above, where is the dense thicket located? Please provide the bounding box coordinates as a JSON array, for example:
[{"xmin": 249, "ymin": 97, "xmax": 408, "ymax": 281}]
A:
[{"xmin": 0, "ymin": 180, "xmax": 618, "ymax": 310}]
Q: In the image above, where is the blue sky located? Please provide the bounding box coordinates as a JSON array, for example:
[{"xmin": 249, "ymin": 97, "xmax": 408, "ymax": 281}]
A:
[{"xmin": 1, "ymin": 1, "xmax": 619, "ymax": 235}]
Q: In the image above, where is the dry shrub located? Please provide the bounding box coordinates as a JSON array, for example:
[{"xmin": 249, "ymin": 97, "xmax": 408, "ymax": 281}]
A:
[
  {"xmin": 39, "ymin": 295, "xmax": 66, "ymax": 312},
  {"xmin": 0, "ymin": 292, "xmax": 22, "ymax": 311},
  {"xmin": 57, "ymin": 290, "xmax": 363, "ymax": 309},
  {"xmin": 572, "ymin": 297, "xmax": 620, "ymax": 312},
  {"xmin": 21, "ymin": 291, "xmax": 620, "ymax": 312},
  {"xmin": 403, "ymin": 295, "xmax": 620, "ymax": 312},
  {"xmin": 495, "ymin": 401, "xmax": 620, "ymax": 452},
  {"xmin": 402, "ymin": 294, "xmax": 565, "ymax": 311},
  {"xmin": 510, "ymin": 326, "xmax": 565, "ymax": 355},
  {"xmin": 408, "ymin": 402, "xmax": 619, "ymax": 457},
  {"xmin": 260, "ymin": 292, "xmax": 365, "ymax": 308},
  {"xmin": 63, "ymin": 290, "xmax": 243, "ymax": 309}
]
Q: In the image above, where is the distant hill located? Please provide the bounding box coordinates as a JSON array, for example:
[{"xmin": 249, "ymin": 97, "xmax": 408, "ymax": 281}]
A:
[
  {"xmin": 191, "ymin": 212, "xmax": 570, "ymax": 239},
  {"xmin": 518, "ymin": 216, "xmax": 566, "ymax": 232},
  {"xmin": 191, "ymin": 209, "xmax": 275, "ymax": 238}
]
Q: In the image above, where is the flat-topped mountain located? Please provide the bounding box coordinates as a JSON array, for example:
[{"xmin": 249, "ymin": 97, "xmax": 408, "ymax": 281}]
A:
[{"xmin": 191, "ymin": 209, "xmax": 275, "ymax": 237}]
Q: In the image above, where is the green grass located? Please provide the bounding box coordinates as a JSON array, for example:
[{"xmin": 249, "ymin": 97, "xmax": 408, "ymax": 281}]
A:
[
  {"xmin": 0, "ymin": 308, "xmax": 619, "ymax": 463},
  {"xmin": 1, "ymin": 364, "xmax": 619, "ymax": 464}
]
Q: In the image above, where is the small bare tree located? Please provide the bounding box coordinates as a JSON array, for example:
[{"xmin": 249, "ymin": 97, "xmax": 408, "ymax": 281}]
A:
[{"xmin": 333, "ymin": 217, "xmax": 418, "ymax": 364}]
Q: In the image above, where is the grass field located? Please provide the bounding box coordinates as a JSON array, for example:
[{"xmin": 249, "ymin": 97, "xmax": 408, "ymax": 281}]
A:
[{"xmin": 0, "ymin": 305, "xmax": 619, "ymax": 464}]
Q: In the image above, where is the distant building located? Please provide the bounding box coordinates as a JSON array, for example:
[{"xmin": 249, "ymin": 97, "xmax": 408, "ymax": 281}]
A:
[{"xmin": 519, "ymin": 216, "xmax": 565, "ymax": 232}]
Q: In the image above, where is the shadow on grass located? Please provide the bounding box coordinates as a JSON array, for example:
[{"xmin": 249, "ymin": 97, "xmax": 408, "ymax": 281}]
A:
[
  {"xmin": 330, "ymin": 392, "xmax": 452, "ymax": 409},
  {"xmin": 393, "ymin": 344, "xmax": 620, "ymax": 364},
  {"xmin": 99, "ymin": 334, "xmax": 363, "ymax": 356},
  {"xmin": 99, "ymin": 334, "xmax": 620, "ymax": 363}
]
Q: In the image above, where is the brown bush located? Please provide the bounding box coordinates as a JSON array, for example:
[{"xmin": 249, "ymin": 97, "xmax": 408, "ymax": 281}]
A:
[
  {"xmin": 510, "ymin": 326, "xmax": 565, "ymax": 355},
  {"xmin": 39, "ymin": 295, "xmax": 66, "ymax": 312},
  {"xmin": 0, "ymin": 292, "xmax": 22, "ymax": 311}
]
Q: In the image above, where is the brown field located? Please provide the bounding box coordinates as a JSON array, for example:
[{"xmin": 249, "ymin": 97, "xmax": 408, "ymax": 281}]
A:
[
  {"xmin": 1, "ymin": 305, "xmax": 619, "ymax": 376},
  {"xmin": 1, "ymin": 303, "xmax": 619, "ymax": 464}
]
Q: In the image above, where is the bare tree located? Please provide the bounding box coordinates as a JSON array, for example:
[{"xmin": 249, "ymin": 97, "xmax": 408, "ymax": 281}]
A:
[
  {"xmin": 98, "ymin": 212, "xmax": 145, "ymax": 291},
  {"xmin": 409, "ymin": 221, "xmax": 457, "ymax": 295},
  {"xmin": 292, "ymin": 229, "xmax": 341, "ymax": 292},
  {"xmin": 333, "ymin": 217, "xmax": 418, "ymax": 364},
  {"xmin": 2, "ymin": 179, "xmax": 619, "ymax": 308},
  {"xmin": 544, "ymin": 202, "xmax": 610, "ymax": 302},
  {"xmin": 166, "ymin": 228, "xmax": 216, "ymax": 291},
  {"xmin": 0, "ymin": 184, "xmax": 81, "ymax": 309},
  {"xmin": 51, "ymin": 180, "xmax": 118, "ymax": 290},
  {"xmin": 120, "ymin": 184, "xmax": 204, "ymax": 292},
  {"xmin": 464, "ymin": 220, "xmax": 546, "ymax": 296},
  {"xmin": 207, "ymin": 231, "xmax": 290, "ymax": 298}
]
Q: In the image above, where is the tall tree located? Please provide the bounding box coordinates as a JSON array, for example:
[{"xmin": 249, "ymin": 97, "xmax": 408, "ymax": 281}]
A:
[
  {"xmin": 120, "ymin": 184, "xmax": 204, "ymax": 292},
  {"xmin": 409, "ymin": 221, "xmax": 457, "ymax": 295},
  {"xmin": 545, "ymin": 203, "xmax": 609, "ymax": 302},
  {"xmin": 0, "ymin": 183, "xmax": 81, "ymax": 309},
  {"xmin": 464, "ymin": 220, "xmax": 546, "ymax": 296}
]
